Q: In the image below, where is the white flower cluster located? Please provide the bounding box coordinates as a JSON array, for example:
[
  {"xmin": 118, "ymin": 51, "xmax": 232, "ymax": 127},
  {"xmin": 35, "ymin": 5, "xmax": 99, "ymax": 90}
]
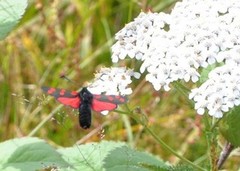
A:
[
  {"xmin": 111, "ymin": 0, "xmax": 240, "ymax": 117},
  {"xmin": 189, "ymin": 64, "xmax": 240, "ymax": 118},
  {"xmin": 88, "ymin": 67, "xmax": 140, "ymax": 95}
]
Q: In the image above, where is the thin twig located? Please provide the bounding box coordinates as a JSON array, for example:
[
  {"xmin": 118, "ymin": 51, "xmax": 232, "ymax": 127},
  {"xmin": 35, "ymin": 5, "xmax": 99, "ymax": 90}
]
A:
[{"xmin": 217, "ymin": 142, "xmax": 235, "ymax": 169}]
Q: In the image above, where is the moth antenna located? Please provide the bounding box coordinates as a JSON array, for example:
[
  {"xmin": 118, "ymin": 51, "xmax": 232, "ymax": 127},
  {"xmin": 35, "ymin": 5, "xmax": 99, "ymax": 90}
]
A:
[
  {"xmin": 60, "ymin": 73, "xmax": 88, "ymax": 91},
  {"xmin": 59, "ymin": 73, "xmax": 78, "ymax": 86}
]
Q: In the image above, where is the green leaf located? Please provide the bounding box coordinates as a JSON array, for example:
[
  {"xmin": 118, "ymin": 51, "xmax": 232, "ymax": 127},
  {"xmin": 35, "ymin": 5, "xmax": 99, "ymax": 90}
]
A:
[
  {"xmin": 199, "ymin": 63, "xmax": 224, "ymax": 84},
  {"xmin": 58, "ymin": 141, "xmax": 120, "ymax": 171},
  {"xmin": 58, "ymin": 141, "xmax": 169, "ymax": 171},
  {"xmin": 220, "ymin": 106, "xmax": 240, "ymax": 147},
  {"xmin": 0, "ymin": 137, "xmax": 70, "ymax": 171},
  {"xmin": 0, "ymin": 0, "xmax": 28, "ymax": 40},
  {"xmin": 172, "ymin": 82, "xmax": 193, "ymax": 107},
  {"xmin": 103, "ymin": 145, "xmax": 169, "ymax": 171},
  {"xmin": 199, "ymin": 64, "xmax": 215, "ymax": 84},
  {"xmin": 168, "ymin": 164, "xmax": 195, "ymax": 171}
]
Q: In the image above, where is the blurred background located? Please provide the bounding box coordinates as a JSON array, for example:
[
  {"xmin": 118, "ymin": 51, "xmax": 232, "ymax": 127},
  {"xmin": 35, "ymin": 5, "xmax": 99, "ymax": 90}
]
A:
[{"xmin": 0, "ymin": 0, "xmax": 238, "ymax": 169}]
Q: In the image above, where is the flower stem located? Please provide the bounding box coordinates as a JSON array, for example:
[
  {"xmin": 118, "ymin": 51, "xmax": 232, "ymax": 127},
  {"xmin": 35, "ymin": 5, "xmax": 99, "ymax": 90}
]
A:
[
  {"xmin": 203, "ymin": 115, "xmax": 219, "ymax": 170},
  {"xmin": 172, "ymin": 82, "xmax": 194, "ymax": 107},
  {"xmin": 116, "ymin": 106, "xmax": 206, "ymax": 171}
]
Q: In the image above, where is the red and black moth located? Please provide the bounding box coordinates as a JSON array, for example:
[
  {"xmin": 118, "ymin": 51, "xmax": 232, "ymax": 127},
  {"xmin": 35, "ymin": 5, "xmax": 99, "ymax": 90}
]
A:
[{"xmin": 42, "ymin": 86, "xmax": 127, "ymax": 129}]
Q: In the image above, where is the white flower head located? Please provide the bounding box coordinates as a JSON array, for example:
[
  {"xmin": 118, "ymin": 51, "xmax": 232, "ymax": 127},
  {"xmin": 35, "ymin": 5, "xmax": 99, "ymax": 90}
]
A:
[
  {"xmin": 87, "ymin": 67, "xmax": 139, "ymax": 96},
  {"xmin": 189, "ymin": 64, "xmax": 240, "ymax": 118},
  {"xmin": 111, "ymin": 0, "xmax": 240, "ymax": 117},
  {"xmin": 111, "ymin": 0, "xmax": 240, "ymax": 92}
]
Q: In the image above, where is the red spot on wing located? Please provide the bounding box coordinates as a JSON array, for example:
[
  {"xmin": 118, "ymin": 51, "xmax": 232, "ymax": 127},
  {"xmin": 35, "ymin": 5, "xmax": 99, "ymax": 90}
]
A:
[
  {"xmin": 60, "ymin": 89, "xmax": 66, "ymax": 95},
  {"xmin": 94, "ymin": 95, "xmax": 101, "ymax": 99},
  {"xmin": 91, "ymin": 99, "xmax": 117, "ymax": 112},
  {"xmin": 118, "ymin": 97, "xmax": 126, "ymax": 103},
  {"xmin": 47, "ymin": 88, "xmax": 56, "ymax": 94},
  {"xmin": 115, "ymin": 95, "xmax": 127, "ymax": 103},
  {"xmin": 116, "ymin": 96, "xmax": 122, "ymax": 99},
  {"xmin": 107, "ymin": 96, "xmax": 114, "ymax": 101},
  {"xmin": 57, "ymin": 97, "xmax": 81, "ymax": 109},
  {"xmin": 93, "ymin": 94, "xmax": 127, "ymax": 104},
  {"xmin": 71, "ymin": 91, "xmax": 78, "ymax": 96},
  {"xmin": 42, "ymin": 86, "xmax": 81, "ymax": 109}
]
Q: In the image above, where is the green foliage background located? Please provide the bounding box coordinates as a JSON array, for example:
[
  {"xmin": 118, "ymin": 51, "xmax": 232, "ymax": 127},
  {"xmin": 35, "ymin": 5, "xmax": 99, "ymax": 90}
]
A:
[{"xmin": 0, "ymin": 0, "xmax": 239, "ymax": 170}]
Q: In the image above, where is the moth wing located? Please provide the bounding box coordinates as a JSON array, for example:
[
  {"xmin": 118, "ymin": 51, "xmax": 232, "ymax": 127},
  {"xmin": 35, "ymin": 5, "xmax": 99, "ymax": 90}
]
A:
[
  {"xmin": 91, "ymin": 94, "xmax": 127, "ymax": 112},
  {"xmin": 42, "ymin": 86, "xmax": 80, "ymax": 109},
  {"xmin": 91, "ymin": 99, "xmax": 118, "ymax": 112},
  {"xmin": 93, "ymin": 94, "xmax": 127, "ymax": 104}
]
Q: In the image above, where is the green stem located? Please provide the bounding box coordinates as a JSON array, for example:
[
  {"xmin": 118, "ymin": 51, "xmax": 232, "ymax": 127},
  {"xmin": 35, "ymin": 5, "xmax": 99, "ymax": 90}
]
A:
[
  {"xmin": 122, "ymin": 114, "xmax": 134, "ymax": 147},
  {"xmin": 146, "ymin": 127, "xmax": 205, "ymax": 171},
  {"xmin": 116, "ymin": 107, "xmax": 206, "ymax": 171},
  {"xmin": 172, "ymin": 82, "xmax": 194, "ymax": 107},
  {"xmin": 210, "ymin": 129, "xmax": 218, "ymax": 171},
  {"xmin": 210, "ymin": 118, "xmax": 222, "ymax": 131},
  {"xmin": 203, "ymin": 115, "xmax": 219, "ymax": 170}
]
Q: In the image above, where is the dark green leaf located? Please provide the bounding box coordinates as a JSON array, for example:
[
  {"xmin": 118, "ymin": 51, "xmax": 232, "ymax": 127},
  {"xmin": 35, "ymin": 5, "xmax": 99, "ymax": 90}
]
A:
[{"xmin": 220, "ymin": 106, "xmax": 240, "ymax": 147}]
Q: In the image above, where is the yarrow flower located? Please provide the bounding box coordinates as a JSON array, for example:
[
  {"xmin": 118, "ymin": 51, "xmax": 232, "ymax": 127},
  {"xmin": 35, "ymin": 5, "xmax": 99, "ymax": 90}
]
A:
[
  {"xmin": 88, "ymin": 67, "xmax": 140, "ymax": 96},
  {"xmin": 189, "ymin": 64, "xmax": 240, "ymax": 118},
  {"xmin": 111, "ymin": 0, "xmax": 240, "ymax": 118}
]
